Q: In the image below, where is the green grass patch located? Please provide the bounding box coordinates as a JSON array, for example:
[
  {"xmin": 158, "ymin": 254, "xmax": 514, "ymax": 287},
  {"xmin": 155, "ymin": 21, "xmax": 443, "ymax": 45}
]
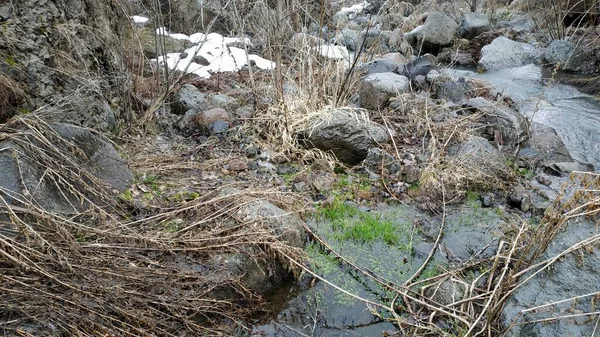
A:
[{"xmin": 337, "ymin": 212, "xmax": 399, "ymax": 245}]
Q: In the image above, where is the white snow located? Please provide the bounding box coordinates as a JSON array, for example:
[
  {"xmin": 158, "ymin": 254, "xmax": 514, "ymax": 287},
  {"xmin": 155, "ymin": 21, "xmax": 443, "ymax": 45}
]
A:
[
  {"xmin": 131, "ymin": 15, "xmax": 149, "ymax": 24},
  {"xmin": 154, "ymin": 31, "xmax": 275, "ymax": 79},
  {"xmin": 338, "ymin": 1, "xmax": 370, "ymax": 15},
  {"xmin": 313, "ymin": 44, "xmax": 350, "ymax": 60}
]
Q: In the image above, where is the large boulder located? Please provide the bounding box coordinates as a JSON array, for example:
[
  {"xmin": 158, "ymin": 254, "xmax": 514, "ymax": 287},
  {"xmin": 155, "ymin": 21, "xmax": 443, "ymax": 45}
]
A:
[
  {"xmin": 404, "ymin": 12, "xmax": 458, "ymax": 51},
  {"xmin": 479, "ymin": 37, "xmax": 539, "ymax": 71},
  {"xmin": 0, "ymin": 122, "xmax": 133, "ymax": 221},
  {"xmin": 466, "ymin": 97, "xmax": 530, "ymax": 149},
  {"xmin": 359, "ymin": 72, "xmax": 410, "ymax": 110},
  {"xmin": 517, "ymin": 122, "xmax": 572, "ymax": 167},
  {"xmin": 299, "ymin": 108, "xmax": 389, "ymax": 165},
  {"xmin": 171, "ymin": 84, "xmax": 207, "ymax": 115},
  {"xmin": 459, "ymin": 12, "xmax": 491, "ymax": 39},
  {"xmin": 543, "ymin": 39, "xmax": 587, "ymax": 72}
]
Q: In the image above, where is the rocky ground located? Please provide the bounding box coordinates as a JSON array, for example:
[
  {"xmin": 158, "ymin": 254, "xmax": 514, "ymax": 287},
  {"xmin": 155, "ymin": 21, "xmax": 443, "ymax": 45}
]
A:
[{"xmin": 0, "ymin": 0, "xmax": 599, "ymax": 336}]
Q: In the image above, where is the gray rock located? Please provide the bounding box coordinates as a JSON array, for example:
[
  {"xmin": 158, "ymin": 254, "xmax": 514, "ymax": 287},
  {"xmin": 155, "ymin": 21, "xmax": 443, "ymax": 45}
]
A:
[
  {"xmin": 404, "ymin": 12, "xmax": 458, "ymax": 50},
  {"xmin": 434, "ymin": 77, "xmax": 468, "ymax": 102},
  {"xmin": 335, "ymin": 28, "xmax": 360, "ymax": 51},
  {"xmin": 479, "ymin": 37, "xmax": 538, "ymax": 71},
  {"xmin": 234, "ymin": 105, "xmax": 254, "ymax": 120},
  {"xmin": 543, "ymin": 39, "xmax": 585, "ymax": 72},
  {"xmin": 364, "ymin": 148, "xmax": 400, "ymax": 174},
  {"xmin": 176, "ymin": 108, "xmax": 201, "ymax": 135},
  {"xmin": 426, "ymin": 279, "xmax": 468, "ymax": 306},
  {"xmin": 403, "ymin": 54, "xmax": 436, "ymax": 81},
  {"xmin": 480, "ymin": 193, "xmax": 494, "ymax": 207},
  {"xmin": 496, "ymin": 15, "xmax": 535, "ymax": 32},
  {"xmin": 209, "ymin": 120, "xmax": 229, "ymax": 136},
  {"xmin": 171, "ymin": 84, "xmax": 206, "ymax": 115},
  {"xmin": 426, "ymin": 70, "xmax": 441, "ymax": 83},
  {"xmin": 359, "ymin": 72, "xmax": 410, "ymax": 110},
  {"xmin": 518, "ymin": 123, "xmax": 572, "ymax": 167},
  {"xmin": 359, "ymin": 58, "xmax": 398, "ymax": 74},
  {"xmin": 459, "ymin": 12, "xmax": 491, "ymax": 39},
  {"xmin": 502, "ymin": 216, "xmax": 600, "ymax": 337},
  {"xmin": 0, "ymin": 4, "xmax": 12, "ymax": 21},
  {"xmin": 466, "ymin": 97, "xmax": 530, "ymax": 149},
  {"xmin": 299, "ymin": 109, "xmax": 389, "ymax": 165},
  {"xmin": 207, "ymin": 94, "xmax": 239, "ymax": 111},
  {"xmin": 0, "ymin": 123, "xmax": 132, "ymax": 220}
]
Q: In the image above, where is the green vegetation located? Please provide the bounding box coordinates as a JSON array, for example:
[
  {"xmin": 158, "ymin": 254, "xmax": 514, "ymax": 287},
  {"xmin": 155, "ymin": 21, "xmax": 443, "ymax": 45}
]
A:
[
  {"xmin": 335, "ymin": 212, "xmax": 399, "ymax": 245},
  {"xmin": 119, "ymin": 189, "xmax": 133, "ymax": 203}
]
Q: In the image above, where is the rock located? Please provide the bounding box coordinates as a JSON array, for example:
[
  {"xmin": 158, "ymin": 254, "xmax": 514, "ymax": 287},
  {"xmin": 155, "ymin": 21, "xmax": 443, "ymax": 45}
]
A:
[
  {"xmin": 299, "ymin": 108, "xmax": 389, "ymax": 165},
  {"xmin": 508, "ymin": 186, "xmax": 530, "ymax": 211},
  {"xmin": 518, "ymin": 123, "xmax": 572, "ymax": 167},
  {"xmin": 245, "ymin": 144, "xmax": 259, "ymax": 157},
  {"xmin": 0, "ymin": 123, "xmax": 133, "ymax": 219},
  {"xmin": 176, "ymin": 108, "xmax": 201, "ymax": 134},
  {"xmin": 434, "ymin": 77, "xmax": 468, "ymax": 102},
  {"xmin": 502, "ymin": 216, "xmax": 600, "ymax": 337},
  {"xmin": 466, "ymin": 97, "xmax": 530, "ymax": 149},
  {"xmin": 496, "ymin": 14, "xmax": 535, "ymax": 32},
  {"xmin": 404, "ymin": 12, "xmax": 458, "ymax": 51},
  {"xmin": 225, "ymin": 159, "xmax": 248, "ymax": 171},
  {"xmin": 234, "ymin": 105, "xmax": 254, "ymax": 120},
  {"xmin": 171, "ymin": 84, "xmax": 206, "ymax": 115},
  {"xmin": 136, "ymin": 27, "xmax": 186, "ymax": 59},
  {"xmin": 544, "ymin": 161, "xmax": 594, "ymax": 176},
  {"xmin": 381, "ymin": 52, "xmax": 409, "ymax": 65},
  {"xmin": 403, "ymin": 54, "xmax": 436, "ymax": 81},
  {"xmin": 480, "ymin": 193, "xmax": 494, "ymax": 207},
  {"xmin": 543, "ymin": 39, "xmax": 585, "ymax": 72},
  {"xmin": 426, "ymin": 70, "xmax": 441, "ymax": 83},
  {"xmin": 311, "ymin": 175, "xmax": 335, "ymax": 194},
  {"xmin": 426, "ymin": 279, "xmax": 468, "ymax": 306},
  {"xmin": 207, "ymin": 94, "xmax": 239, "ymax": 111},
  {"xmin": 359, "ymin": 58, "xmax": 398, "ymax": 74},
  {"xmin": 454, "ymin": 136, "xmax": 506, "ymax": 177},
  {"xmin": 335, "ymin": 28, "xmax": 360, "ymax": 51},
  {"xmin": 459, "ymin": 12, "xmax": 491, "ymax": 39},
  {"xmin": 195, "ymin": 108, "xmax": 229, "ymax": 127},
  {"xmin": 209, "ymin": 120, "xmax": 229, "ymax": 137},
  {"xmin": 535, "ymin": 175, "xmax": 552, "ymax": 186},
  {"xmin": 364, "ymin": 148, "xmax": 400, "ymax": 174},
  {"xmin": 479, "ymin": 37, "xmax": 539, "ymax": 71},
  {"xmin": 0, "ymin": 3, "xmax": 13, "ymax": 21},
  {"xmin": 404, "ymin": 166, "xmax": 422, "ymax": 184},
  {"xmin": 292, "ymin": 181, "xmax": 309, "ymax": 193},
  {"xmin": 359, "ymin": 72, "xmax": 410, "ymax": 110}
]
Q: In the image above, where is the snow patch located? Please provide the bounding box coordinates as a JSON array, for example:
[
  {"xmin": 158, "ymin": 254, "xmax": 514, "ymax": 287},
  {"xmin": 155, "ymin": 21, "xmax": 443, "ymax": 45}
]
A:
[
  {"xmin": 131, "ymin": 15, "xmax": 149, "ymax": 24},
  {"xmin": 338, "ymin": 1, "xmax": 370, "ymax": 18}
]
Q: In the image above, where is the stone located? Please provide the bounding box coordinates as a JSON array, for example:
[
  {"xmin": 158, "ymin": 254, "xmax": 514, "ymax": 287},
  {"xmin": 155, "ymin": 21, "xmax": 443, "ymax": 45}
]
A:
[
  {"xmin": 518, "ymin": 123, "xmax": 572, "ymax": 167},
  {"xmin": 454, "ymin": 136, "xmax": 506, "ymax": 177},
  {"xmin": 479, "ymin": 37, "xmax": 539, "ymax": 71},
  {"xmin": 171, "ymin": 84, "xmax": 206, "ymax": 115},
  {"xmin": 459, "ymin": 12, "xmax": 491, "ymax": 39},
  {"xmin": 364, "ymin": 148, "xmax": 400, "ymax": 174},
  {"xmin": 359, "ymin": 72, "xmax": 410, "ymax": 110},
  {"xmin": 207, "ymin": 94, "xmax": 239, "ymax": 111},
  {"xmin": 195, "ymin": 108, "xmax": 229, "ymax": 127},
  {"xmin": 335, "ymin": 28, "xmax": 360, "ymax": 51},
  {"xmin": 209, "ymin": 120, "xmax": 229, "ymax": 136},
  {"xmin": 299, "ymin": 108, "xmax": 389, "ymax": 165},
  {"xmin": 245, "ymin": 144, "xmax": 259, "ymax": 157},
  {"xmin": 434, "ymin": 77, "xmax": 468, "ymax": 102},
  {"xmin": 359, "ymin": 58, "xmax": 398, "ymax": 74},
  {"xmin": 176, "ymin": 108, "xmax": 200, "ymax": 134},
  {"xmin": 226, "ymin": 159, "xmax": 248, "ymax": 171},
  {"xmin": 403, "ymin": 54, "xmax": 436, "ymax": 81},
  {"xmin": 234, "ymin": 105, "xmax": 254, "ymax": 120},
  {"xmin": 543, "ymin": 39, "xmax": 585, "ymax": 72},
  {"xmin": 466, "ymin": 97, "xmax": 530, "ymax": 149},
  {"xmin": 480, "ymin": 193, "xmax": 494, "ymax": 208},
  {"xmin": 0, "ymin": 123, "xmax": 133, "ymax": 220},
  {"xmin": 426, "ymin": 70, "xmax": 441, "ymax": 83},
  {"xmin": 426, "ymin": 279, "xmax": 468, "ymax": 306},
  {"xmin": 404, "ymin": 166, "xmax": 422, "ymax": 184},
  {"xmin": 404, "ymin": 12, "xmax": 458, "ymax": 51},
  {"xmin": 496, "ymin": 14, "xmax": 535, "ymax": 32}
]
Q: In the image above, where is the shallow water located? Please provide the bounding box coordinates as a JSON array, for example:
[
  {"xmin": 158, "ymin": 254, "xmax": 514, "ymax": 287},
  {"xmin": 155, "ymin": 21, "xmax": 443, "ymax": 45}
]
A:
[{"xmin": 448, "ymin": 64, "xmax": 600, "ymax": 169}]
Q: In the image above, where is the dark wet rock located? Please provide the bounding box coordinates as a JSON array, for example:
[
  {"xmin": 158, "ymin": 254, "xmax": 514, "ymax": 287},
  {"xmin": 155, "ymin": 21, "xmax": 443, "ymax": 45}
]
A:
[
  {"xmin": 195, "ymin": 108, "xmax": 230, "ymax": 127},
  {"xmin": 364, "ymin": 148, "xmax": 400, "ymax": 174},
  {"xmin": 433, "ymin": 77, "xmax": 468, "ymax": 102},
  {"xmin": 518, "ymin": 123, "xmax": 572, "ymax": 167},
  {"xmin": 404, "ymin": 12, "xmax": 458, "ymax": 52},
  {"xmin": 171, "ymin": 84, "xmax": 206, "ymax": 115},
  {"xmin": 245, "ymin": 144, "xmax": 259, "ymax": 157},
  {"xmin": 359, "ymin": 58, "xmax": 398, "ymax": 74},
  {"xmin": 459, "ymin": 12, "xmax": 491, "ymax": 39},
  {"xmin": 426, "ymin": 279, "xmax": 468, "ymax": 306},
  {"xmin": 0, "ymin": 123, "xmax": 132, "ymax": 219},
  {"xmin": 479, "ymin": 37, "xmax": 539, "ymax": 71},
  {"xmin": 508, "ymin": 186, "xmax": 532, "ymax": 212},
  {"xmin": 466, "ymin": 97, "xmax": 529, "ymax": 149},
  {"xmin": 299, "ymin": 109, "xmax": 389, "ymax": 165},
  {"xmin": 502, "ymin": 216, "xmax": 600, "ymax": 337},
  {"xmin": 480, "ymin": 193, "xmax": 494, "ymax": 208},
  {"xmin": 535, "ymin": 175, "xmax": 552, "ymax": 186},
  {"xmin": 359, "ymin": 72, "xmax": 410, "ymax": 110},
  {"xmin": 403, "ymin": 54, "xmax": 437, "ymax": 81}
]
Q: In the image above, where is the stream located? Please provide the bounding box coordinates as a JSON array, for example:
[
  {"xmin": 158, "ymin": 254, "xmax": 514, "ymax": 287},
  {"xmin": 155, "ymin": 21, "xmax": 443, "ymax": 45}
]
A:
[{"xmin": 250, "ymin": 66, "xmax": 600, "ymax": 337}]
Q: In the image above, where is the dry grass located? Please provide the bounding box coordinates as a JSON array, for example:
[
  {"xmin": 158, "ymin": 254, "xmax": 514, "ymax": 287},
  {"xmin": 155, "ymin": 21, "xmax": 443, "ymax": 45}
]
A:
[{"xmin": 0, "ymin": 114, "xmax": 307, "ymax": 336}]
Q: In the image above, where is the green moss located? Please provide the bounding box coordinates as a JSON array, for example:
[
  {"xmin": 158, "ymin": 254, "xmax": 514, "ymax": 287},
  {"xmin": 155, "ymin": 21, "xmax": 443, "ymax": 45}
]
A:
[
  {"xmin": 5, "ymin": 55, "xmax": 17, "ymax": 67},
  {"xmin": 119, "ymin": 189, "xmax": 133, "ymax": 203}
]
